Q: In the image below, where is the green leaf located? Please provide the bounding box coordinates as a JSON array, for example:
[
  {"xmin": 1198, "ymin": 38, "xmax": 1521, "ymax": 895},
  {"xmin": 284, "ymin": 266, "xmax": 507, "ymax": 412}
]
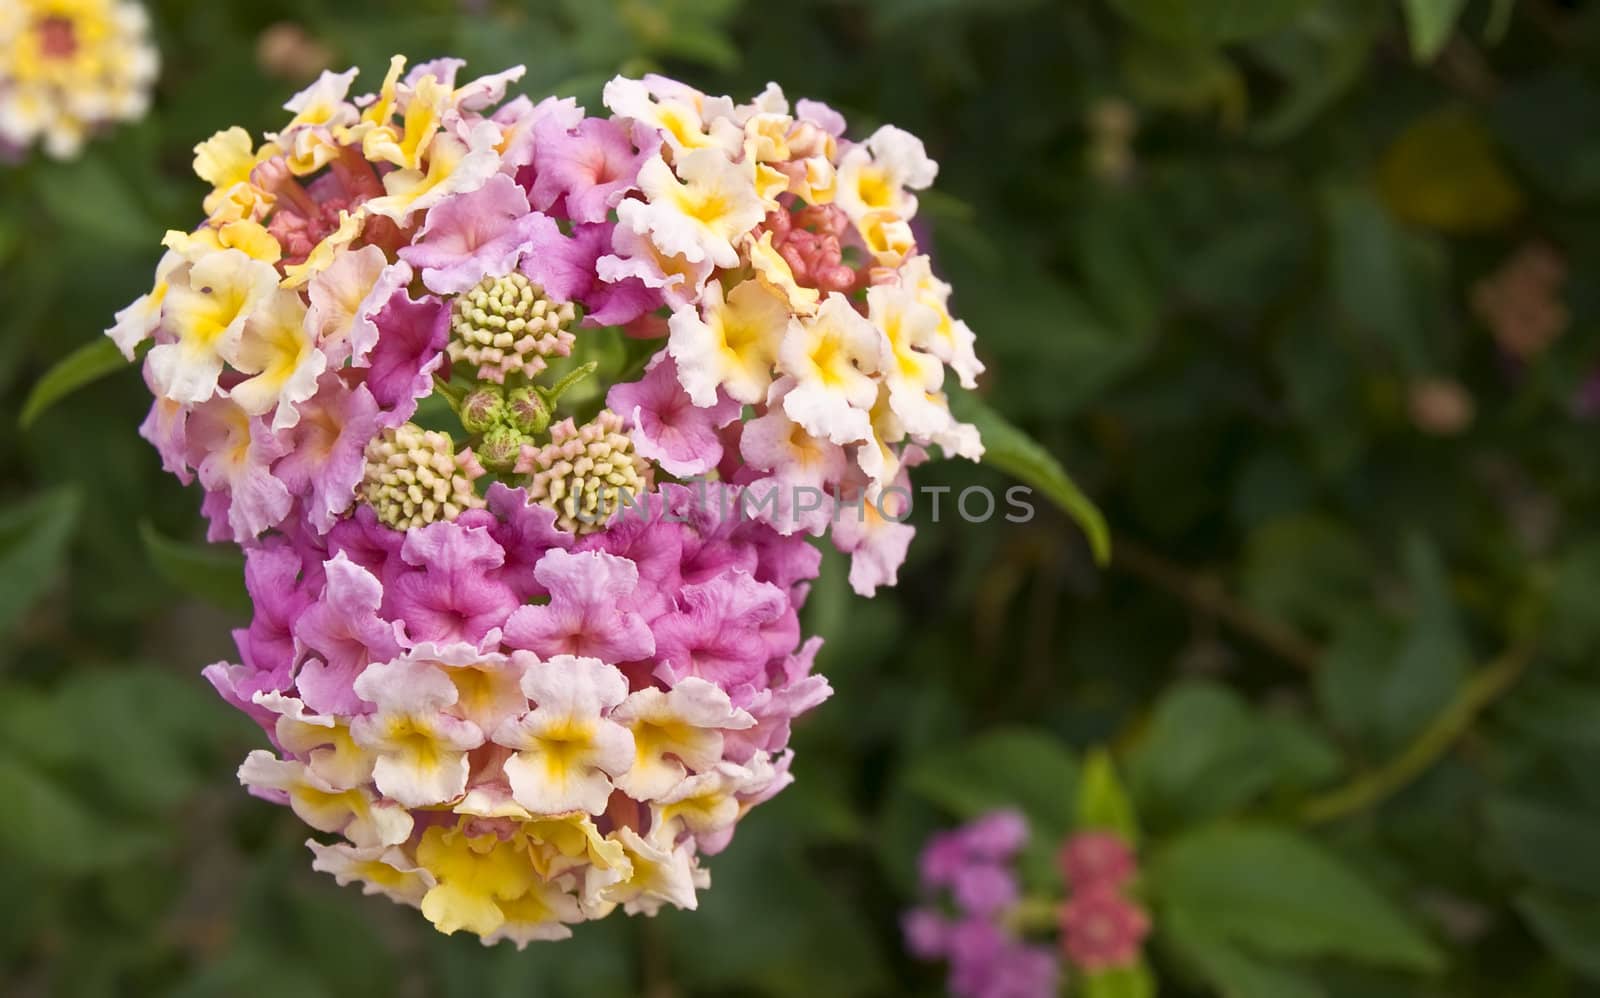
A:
[
  {"xmin": 1514, "ymin": 890, "xmax": 1600, "ymax": 983},
  {"xmin": 1149, "ymin": 822, "xmax": 1445, "ymax": 972},
  {"xmin": 1106, "ymin": 0, "xmax": 1320, "ymax": 45},
  {"xmin": 1128, "ymin": 682, "xmax": 1341, "ymax": 831},
  {"xmin": 905, "ymin": 727, "xmax": 1080, "ymax": 837},
  {"xmin": 1077, "ymin": 748, "xmax": 1139, "ymax": 843},
  {"xmin": 1162, "ymin": 908, "xmax": 1327, "ymax": 998},
  {"xmin": 948, "ymin": 389, "xmax": 1110, "ymax": 564},
  {"xmin": 1316, "ymin": 536, "xmax": 1469, "ymax": 753},
  {"xmin": 139, "ymin": 521, "xmax": 250, "ymax": 614},
  {"xmin": 32, "ymin": 157, "xmax": 159, "ymax": 249},
  {"xmin": 0, "ymin": 485, "xmax": 81, "ymax": 636},
  {"xmin": 1401, "ymin": 0, "xmax": 1468, "ymax": 61},
  {"xmin": 19, "ymin": 337, "xmax": 128, "ymax": 429},
  {"xmin": 1083, "ymin": 961, "xmax": 1157, "ymax": 998},
  {"xmin": 0, "ymin": 757, "xmax": 159, "ymax": 874},
  {"xmin": 1240, "ymin": 514, "xmax": 1372, "ymax": 634},
  {"xmin": 1485, "ymin": 797, "xmax": 1600, "ymax": 898},
  {"xmin": 1376, "ymin": 107, "xmax": 1524, "ymax": 234},
  {"xmin": 1320, "ymin": 185, "xmax": 1435, "ymax": 372}
]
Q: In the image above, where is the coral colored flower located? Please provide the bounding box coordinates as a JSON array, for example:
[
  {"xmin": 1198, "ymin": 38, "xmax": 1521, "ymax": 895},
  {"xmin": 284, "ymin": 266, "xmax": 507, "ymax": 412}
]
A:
[
  {"xmin": 1058, "ymin": 830, "xmax": 1137, "ymax": 891},
  {"xmin": 1059, "ymin": 884, "xmax": 1151, "ymax": 971}
]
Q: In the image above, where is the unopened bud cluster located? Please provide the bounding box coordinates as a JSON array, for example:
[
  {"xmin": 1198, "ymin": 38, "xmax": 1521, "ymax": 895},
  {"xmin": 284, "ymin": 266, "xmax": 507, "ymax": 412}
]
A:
[
  {"xmin": 360, "ymin": 423, "xmax": 485, "ymax": 529},
  {"xmin": 518, "ymin": 410, "xmax": 653, "ymax": 534},
  {"xmin": 449, "ymin": 273, "xmax": 577, "ymax": 383}
]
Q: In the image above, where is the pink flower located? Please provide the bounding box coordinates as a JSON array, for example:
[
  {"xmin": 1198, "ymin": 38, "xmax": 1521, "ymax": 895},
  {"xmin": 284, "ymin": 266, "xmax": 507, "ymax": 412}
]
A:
[
  {"xmin": 466, "ymin": 482, "xmax": 571, "ymax": 601},
  {"xmin": 574, "ymin": 501, "xmax": 688, "ymax": 620},
  {"xmin": 529, "ymin": 116, "xmax": 657, "ymax": 224},
  {"xmin": 384, "ymin": 520, "xmax": 520, "ymax": 646},
  {"xmin": 961, "ymin": 811, "xmax": 1029, "ymax": 860},
  {"xmin": 721, "ymin": 637, "xmax": 831, "ymax": 761},
  {"xmin": 213, "ymin": 539, "xmax": 322, "ymax": 714},
  {"xmin": 1058, "ymin": 885, "xmax": 1151, "ymax": 971},
  {"xmin": 138, "ymin": 361, "xmax": 192, "ymax": 484},
  {"xmin": 1058, "ymin": 831, "xmax": 1137, "ymax": 891},
  {"xmin": 902, "ymin": 908, "xmax": 950, "ymax": 960},
  {"xmin": 650, "ymin": 571, "xmax": 792, "ymax": 694},
  {"xmin": 271, "ymin": 374, "xmax": 382, "ymax": 534},
  {"xmin": 293, "ymin": 553, "xmax": 406, "ymax": 715},
  {"xmin": 363, "ymin": 286, "xmax": 451, "ymax": 420},
  {"xmin": 952, "ymin": 864, "xmax": 1019, "ymax": 918},
  {"xmin": 518, "ymin": 220, "xmax": 612, "ymax": 305},
  {"xmin": 832, "ymin": 486, "xmax": 916, "ymax": 597},
  {"xmin": 187, "ymin": 397, "xmax": 293, "ymax": 544},
  {"xmin": 502, "ymin": 549, "xmax": 655, "ymax": 663},
  {"xmin": 327, "ymin": 504, "xmax": 405, "ymax": 585},
  {"xmin": 400, "ymin": 173, "xmax": 565, "ymax": 295},
  {"xmin": 606, "ymin": 354, "xmax": 742, "ymax": 478},
  {"xmin": 597, "ymin": 224, "xmax": 712, "ymax": 311}
]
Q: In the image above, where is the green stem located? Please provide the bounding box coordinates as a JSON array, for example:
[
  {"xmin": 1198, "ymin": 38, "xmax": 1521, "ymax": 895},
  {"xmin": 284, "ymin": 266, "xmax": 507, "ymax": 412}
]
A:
[
  {"xmin": 1114, "ymin": 537, "xmax": 1323, "ymax": 672},
  {"xmin": 431, "ymin": 374, "xmax": 466, "ymax": 417},
  {"xmin": 537, "ymin": 361, "xmax": 600, "ymax": 408},
  {"xmin": 1298, "ymin": 643, "xmax": 1536, "ymax": 825},
  {"xmin": 1006, "ymin": 896, "xmax": 1061, "ymax": 934}
]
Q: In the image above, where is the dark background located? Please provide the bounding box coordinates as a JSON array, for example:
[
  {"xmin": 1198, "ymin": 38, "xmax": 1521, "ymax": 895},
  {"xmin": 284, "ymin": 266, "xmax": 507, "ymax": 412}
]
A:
[{"xmin": 4, "ymin": 0, "xmax": 1600, "ymax": 995}]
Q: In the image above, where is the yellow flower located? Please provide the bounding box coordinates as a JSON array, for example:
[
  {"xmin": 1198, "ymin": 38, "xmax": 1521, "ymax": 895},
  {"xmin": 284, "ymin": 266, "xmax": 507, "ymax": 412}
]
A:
[
  {"xmin": 416, "ymin": 825, "xmax": 540, "ymax": 937},
  {"xmin": 667, "ymin": 278, "xmax": 791, "ymax": 406},
  {"xmin": 364, "ymin": 120, "xmax": 502, "ymax": 224},
  {"xmin": 0, "ymin": 0, "xmax": 159, "ymax": 158},
  {"xmin": 280, "ymin": 209, "xmax": 364, "ymax": 289},
  {"xmin": 193, "ymin": 126, "xmax": 279, "ymax": 222},
  {"xmin": 362, "ymin": 70, "xmax": 449, "ymax": 171},
  {"xmin": 148, "ymin": 248, "xmax": 279, "ymax": 404},
  {"xmin": 620, "ymin": 149, "xmax": 767, "ymax": 269},
  {"xmin": 229, "ymin": 288, "xmax": 325, "ymax": 430}
]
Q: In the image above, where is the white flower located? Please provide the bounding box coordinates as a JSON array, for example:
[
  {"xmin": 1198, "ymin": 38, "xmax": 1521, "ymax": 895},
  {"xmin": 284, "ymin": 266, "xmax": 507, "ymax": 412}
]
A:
[
  {"xmin": 667, "ymin": 279, "xmax": 790, "ymax": 406},
  {"xmin": 777, "ymin": 292, "xmax": 882, "ymax": 445},
  {"xmin": 619, "ymin": 149, "xmax": 766, "ymax": 269},
  {"xmin": 835, "ymin": 125, "xmax": 938, "ymax": 225},
  {"xmin": 494, "ymin": 654, "xmax": 635, "ymax": 816},
  {"xmin": 148, "ymin": 249, "xmax": 279, "ymax": 404}
]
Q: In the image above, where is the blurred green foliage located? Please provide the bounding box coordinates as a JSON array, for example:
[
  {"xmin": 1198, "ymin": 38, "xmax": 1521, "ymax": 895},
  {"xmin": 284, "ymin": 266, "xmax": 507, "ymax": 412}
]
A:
[{"xmin": 4, "ymin": 0, "xmax": 1600, "ymax": 995}]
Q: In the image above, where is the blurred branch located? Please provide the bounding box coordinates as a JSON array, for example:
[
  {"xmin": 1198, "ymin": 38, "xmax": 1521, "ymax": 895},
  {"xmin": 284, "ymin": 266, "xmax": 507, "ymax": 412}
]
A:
[
  {"xmin": 1298, "ymin": 643, "xmax": 1537, "ymax": 825},
  {"xmin": 641, "ymin": 920, "xmax": 677, "ymax": 998},
  {"xmin": 1113, "ymin": 538, "xmax": 1323, "ymax": 672}
]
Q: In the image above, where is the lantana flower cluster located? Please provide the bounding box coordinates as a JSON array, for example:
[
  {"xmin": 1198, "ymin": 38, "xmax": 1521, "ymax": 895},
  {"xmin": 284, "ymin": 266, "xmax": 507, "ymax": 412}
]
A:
[
  {"xmin": 108, "ymin": 55, "xmax": 983, "ymax": 944},
  {"xmin": 0, "ymin": 0, "xmax": 159, "ymax": 159},
  {"xmin": 903, "ymin": 814, "xmax": 1151, "ymax": 997}
]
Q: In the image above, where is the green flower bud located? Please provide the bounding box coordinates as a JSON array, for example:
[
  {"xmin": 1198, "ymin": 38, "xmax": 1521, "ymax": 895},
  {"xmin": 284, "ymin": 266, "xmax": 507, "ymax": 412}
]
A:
[
  {"xmin": 478, "ymin": 424, "xmax": 525, "ymax": 473},
  {"xmin": 460, "ymin": 386, "xmax": 506, "ymax": 435},
  {"xmin": 506, "ymin": 386, "xmax": 550, "ymax": 437}
]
